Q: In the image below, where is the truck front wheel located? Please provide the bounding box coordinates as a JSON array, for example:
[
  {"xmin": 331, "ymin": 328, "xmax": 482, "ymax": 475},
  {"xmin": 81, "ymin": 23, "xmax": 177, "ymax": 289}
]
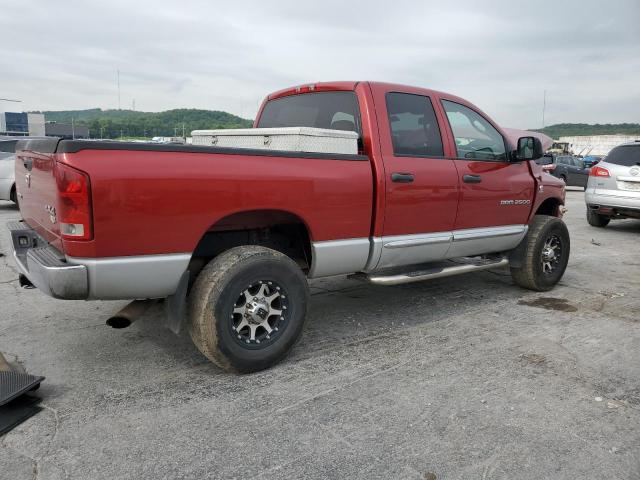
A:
[
  {"xmin": 188, "ymin": 246, "xmax": 309, "ymax": 373},
  {"xmin": 510, "ymin": 215, "xmax": 570, "ymax": 292}
]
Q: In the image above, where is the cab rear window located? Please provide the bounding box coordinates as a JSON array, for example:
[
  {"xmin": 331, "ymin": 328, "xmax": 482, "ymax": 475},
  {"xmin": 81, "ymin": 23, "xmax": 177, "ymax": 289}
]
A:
[
  {"xmin": 257, "ymin": 91, "xmax": 361, "ymax": 136},
  {"xmin": 605, "ymin": 145, "xmax": 640, "ymax": 167}
]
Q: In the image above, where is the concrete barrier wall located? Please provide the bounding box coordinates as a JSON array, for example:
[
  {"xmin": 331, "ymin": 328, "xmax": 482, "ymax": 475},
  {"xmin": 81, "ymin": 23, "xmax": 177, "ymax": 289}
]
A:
[{"xmin": 559, "ymin": 135, "xmax": 640, "ymax": 156}]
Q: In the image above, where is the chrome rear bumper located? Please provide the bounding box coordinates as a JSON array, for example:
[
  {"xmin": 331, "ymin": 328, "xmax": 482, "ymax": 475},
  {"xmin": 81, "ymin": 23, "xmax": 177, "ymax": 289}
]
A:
[{"xmin": 8, "ymin": 221, "xmax": 88, "ymax": 299}]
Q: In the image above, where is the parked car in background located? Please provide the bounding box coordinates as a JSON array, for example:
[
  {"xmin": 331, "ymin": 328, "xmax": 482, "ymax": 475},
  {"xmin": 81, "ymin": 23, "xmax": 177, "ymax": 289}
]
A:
[
  {"xmin": 0, "ymin": 136, "xmax": 49, "ymax": 205},
  {"xmin": 586, "ymin": 141, "xmax": 640, "ymax": 227},
  {"xmin": 0, "ymin": 138, "xmax": 20, "ymax": 204},
  {"xmin": 582, "ymin": 155, "xmax": 602, "ymax": 168},
  {"xmin": 537, "ymin": 154, "xmax": 589, "ymax": 188}
]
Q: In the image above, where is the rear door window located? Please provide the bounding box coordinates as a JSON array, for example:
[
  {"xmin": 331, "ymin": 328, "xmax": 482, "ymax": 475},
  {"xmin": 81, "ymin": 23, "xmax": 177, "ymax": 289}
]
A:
[
  {"xmin": 257, "ymin": 91, "xmax": 361, "ymax": 135},
  {"xmin": 441, "ymin": 100, "xmax": 506, "ymax": 161},
  {"xmin": 604, "ymin": 145, "xmax": 640, "ymax": 167},
  {"xmin": 385, "ymin": 92, "xmax": 444, "ymax": 157}
]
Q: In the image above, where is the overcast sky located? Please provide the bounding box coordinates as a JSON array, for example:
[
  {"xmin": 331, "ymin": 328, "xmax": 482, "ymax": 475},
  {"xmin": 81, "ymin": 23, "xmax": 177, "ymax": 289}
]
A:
[{"xmin": 1, "ymin": 0, "xmax": 639, "ymax": 128}]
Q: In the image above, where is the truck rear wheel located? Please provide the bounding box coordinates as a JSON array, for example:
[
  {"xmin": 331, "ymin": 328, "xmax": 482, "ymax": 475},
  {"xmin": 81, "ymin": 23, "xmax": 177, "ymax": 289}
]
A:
[
  {"xmin": 510, "ymin": 215, "xmax": 570, "ymax": 292},
  {"xmin": 188, "ymin": 246, "xmax": 309, "ymax": 373},
  {"xmin": 586, "ymin": 209, "xmax": 610, "ymax": 228}
]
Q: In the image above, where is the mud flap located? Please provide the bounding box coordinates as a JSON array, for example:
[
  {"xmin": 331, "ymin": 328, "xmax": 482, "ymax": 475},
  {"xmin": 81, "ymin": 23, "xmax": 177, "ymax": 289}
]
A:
[
  {"xmin": 165, "ymin": 270, "xmax": 189, "ymax": 334},
  {"xmin": 508, "ymin": 233, "xmax": 529, "ymax": 269}
]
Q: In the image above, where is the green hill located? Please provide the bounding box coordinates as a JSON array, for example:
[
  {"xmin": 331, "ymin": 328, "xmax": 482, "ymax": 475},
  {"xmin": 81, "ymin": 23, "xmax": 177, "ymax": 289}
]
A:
[
  {"xmin": 533, "ymin": 123, "xmax": 640, "ymax": 139},
  {"xmin": 34, "ymin": 108, "xmax": 253, "ymax": 139}
]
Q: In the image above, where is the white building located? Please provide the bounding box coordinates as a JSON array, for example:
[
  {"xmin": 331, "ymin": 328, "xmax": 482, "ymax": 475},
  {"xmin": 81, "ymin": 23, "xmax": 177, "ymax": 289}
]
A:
[
  {"xmin": 558, "ymin": 134, "xmax": 640, "ymax": 156},
  {"xmin": 0, "ymin": 112, "xmax": 45, "ymax": 136}
]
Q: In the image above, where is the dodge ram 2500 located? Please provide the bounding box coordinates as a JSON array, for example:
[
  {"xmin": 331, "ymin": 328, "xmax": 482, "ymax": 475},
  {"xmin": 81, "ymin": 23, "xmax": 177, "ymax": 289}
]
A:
[{"xmin": 9, "ymin": 81, "xmax": 568, "ymax": 372}]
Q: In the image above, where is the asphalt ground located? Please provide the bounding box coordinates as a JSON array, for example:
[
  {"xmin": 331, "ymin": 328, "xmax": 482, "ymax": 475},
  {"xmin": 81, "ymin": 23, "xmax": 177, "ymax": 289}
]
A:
[{"xmin": 0, "ymin": 190, "xmax": 638, "ymax": 479}]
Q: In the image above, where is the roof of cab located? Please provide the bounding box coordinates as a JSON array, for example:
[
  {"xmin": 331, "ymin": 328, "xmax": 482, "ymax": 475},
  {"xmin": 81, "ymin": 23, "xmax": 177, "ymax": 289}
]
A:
[{"xmin": 267, "ymin": 81, "xmax": 467, "ymax": 104}]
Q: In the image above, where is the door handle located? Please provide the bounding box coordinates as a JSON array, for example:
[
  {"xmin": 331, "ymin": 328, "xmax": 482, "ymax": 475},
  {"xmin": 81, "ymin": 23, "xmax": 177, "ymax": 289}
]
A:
[
  {"xmin": 391, "ymin": 172, "xmax": 414, "ymax": 183},
  {"xmin": 463, "ymin": 174, "xmax": 482, "ymax": 183}
]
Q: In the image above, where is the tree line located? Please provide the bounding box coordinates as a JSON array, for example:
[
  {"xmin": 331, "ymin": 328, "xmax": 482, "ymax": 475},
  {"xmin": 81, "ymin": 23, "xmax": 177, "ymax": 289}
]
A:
[{"xmin": 37, "ymin": 108, "xmax": 253, "ymax": 138}]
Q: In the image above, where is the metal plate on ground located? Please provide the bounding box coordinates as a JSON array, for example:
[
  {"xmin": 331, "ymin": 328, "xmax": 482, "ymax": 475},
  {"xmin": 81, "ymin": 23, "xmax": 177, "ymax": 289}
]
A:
[{"xmin": 0, "ymin": 371, "xmax": 45, "ymax": 406}]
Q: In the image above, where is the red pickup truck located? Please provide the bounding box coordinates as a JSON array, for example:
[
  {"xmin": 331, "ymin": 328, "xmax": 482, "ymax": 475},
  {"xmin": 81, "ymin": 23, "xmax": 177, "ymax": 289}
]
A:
[{"xmin": 9, "ymin": 81, "xmax": 568, "ymax": 372}]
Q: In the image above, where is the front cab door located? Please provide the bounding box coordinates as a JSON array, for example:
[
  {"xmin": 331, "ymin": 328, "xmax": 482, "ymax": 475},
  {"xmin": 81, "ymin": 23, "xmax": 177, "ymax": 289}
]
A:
[{"xmin": 438, "ymin": 99, "xmax": 534, "ymax": 257}]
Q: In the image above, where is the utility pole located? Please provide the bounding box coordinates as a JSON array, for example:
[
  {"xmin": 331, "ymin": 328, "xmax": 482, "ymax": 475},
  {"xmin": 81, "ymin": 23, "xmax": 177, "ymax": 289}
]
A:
[
  {"xmin": 182, "ymin": 122, "xmax": 185, "ymax": 138},
  {"xmin": 542, "ymin": 90, "xmax": 546, "ymax": 128},
  {"xmin": 117, "ymin": 69, "xmax": 121, "ymax": 110},
  {"xmin": 100, "ymin": 126, "xmax": 104, "ymax": 139},
  {"xmin": 174, "ymin": 126, "xmax": 178, "ymax": 137},
  {"xmin": 71, "ymin": 117, "xmax": 75, "ymax": 139}
]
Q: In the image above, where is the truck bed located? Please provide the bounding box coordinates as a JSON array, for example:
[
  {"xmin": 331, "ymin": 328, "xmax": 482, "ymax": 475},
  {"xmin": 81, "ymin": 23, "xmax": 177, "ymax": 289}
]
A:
[{"xmin": 15, "ymin": 139, "xmax": 374, "ymax": 259}]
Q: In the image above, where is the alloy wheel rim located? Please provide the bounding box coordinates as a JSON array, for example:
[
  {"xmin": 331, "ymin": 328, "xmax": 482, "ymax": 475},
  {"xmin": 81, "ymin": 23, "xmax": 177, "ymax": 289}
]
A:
[
  {"xmin": 541, "ymin": 234, "xmax": 562, "ymax": 274},
  {"xmin": 230, "ymin": 280, "xmax": 289, "ymax": 349}
]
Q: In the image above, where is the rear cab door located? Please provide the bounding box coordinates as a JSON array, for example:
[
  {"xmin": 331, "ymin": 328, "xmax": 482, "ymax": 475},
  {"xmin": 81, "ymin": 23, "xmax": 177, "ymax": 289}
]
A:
[
  {"xmin": 368, "ymin": 83, "xmax": 459, "ymax": 269},
  {"xmin": 436, "ymin": 97, "xmax": 534, "ymax": 257}
]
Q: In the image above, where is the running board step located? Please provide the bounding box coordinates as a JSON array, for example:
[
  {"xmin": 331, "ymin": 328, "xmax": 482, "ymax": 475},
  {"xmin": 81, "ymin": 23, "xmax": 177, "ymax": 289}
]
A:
[{"xmin": 352, "ymin": 257, "xmax": 509, "ymax": 286}]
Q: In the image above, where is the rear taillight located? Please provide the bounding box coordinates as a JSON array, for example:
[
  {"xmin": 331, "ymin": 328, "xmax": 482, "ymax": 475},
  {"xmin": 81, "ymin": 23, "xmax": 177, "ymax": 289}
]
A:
[
  {"xmin": 55, "ymin": 162, "xmax": 93, "ymax": 240},
  {"xmin": 590, "ymin": 165, "xmax": 610, "ymax": 177}
]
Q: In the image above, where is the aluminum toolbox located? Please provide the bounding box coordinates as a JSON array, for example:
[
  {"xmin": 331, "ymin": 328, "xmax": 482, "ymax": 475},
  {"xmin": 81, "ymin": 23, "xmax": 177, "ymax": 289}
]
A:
[{"xmin": 191, "ymin": 127, "xmax": 359, "ymax": 155}]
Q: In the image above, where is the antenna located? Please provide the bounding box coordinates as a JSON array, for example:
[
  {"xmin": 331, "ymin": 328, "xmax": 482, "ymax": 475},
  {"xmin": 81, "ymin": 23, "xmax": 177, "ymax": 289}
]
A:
[
  {"xmin": 117, "ymin": 69, "xmax": 121, "ymax": 110},
  {"xmin": 542, "ymin": 90, "xmax": 546, "ymax": 128}
]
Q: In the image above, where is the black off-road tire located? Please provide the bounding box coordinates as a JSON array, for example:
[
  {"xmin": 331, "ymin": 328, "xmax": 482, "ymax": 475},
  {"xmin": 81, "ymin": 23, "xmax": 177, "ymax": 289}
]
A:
[
  {"xmin": 510, "ymin": 215, "xmax": 570, "ymax": 292},
  {"xmin": 586, "ymin": 209, "xmax": 610, "ymax": 228},
  {"xmin": 188, "ymin": 246, "xmax": 308, "ymax": 373}
]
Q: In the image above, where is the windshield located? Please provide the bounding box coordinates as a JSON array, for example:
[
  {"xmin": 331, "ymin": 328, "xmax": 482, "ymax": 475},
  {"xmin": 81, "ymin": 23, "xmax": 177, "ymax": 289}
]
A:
[{"xmin": 257, "ymin": 91, "xmax": 361, "ymax": 136}]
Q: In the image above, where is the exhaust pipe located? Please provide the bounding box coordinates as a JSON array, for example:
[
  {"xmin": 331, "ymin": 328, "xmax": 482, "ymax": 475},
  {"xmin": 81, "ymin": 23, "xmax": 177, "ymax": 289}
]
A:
[{"xmin": 106, "ymin": 299, "xmax": 158, "ymax": 329}]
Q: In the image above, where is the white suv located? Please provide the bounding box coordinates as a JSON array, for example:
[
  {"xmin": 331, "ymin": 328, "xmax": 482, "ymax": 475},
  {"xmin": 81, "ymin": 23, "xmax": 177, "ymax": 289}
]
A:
[{"xmin": 585, "ymin": 141, "xmax": 640, "ymax": 227}]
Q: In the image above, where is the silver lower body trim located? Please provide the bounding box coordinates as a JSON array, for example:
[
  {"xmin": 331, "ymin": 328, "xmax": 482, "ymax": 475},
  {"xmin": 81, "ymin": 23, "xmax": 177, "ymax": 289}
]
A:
[
  {"xmin": 309, "ymin": 238, "xmax": 370, "ymax": 278},
  {"xmin": 67, "ymin": 253, "xmax": 191, "ymax": 300},
  {"xmin": 375, "ymin": 232, "xmax": 452, "ymax": 270},
  {"xmin": 311, "ymin": 225, "xmax": 527, "ymax": 277},
  {"xmin": 445, "ymin": 225, "xmax": 527, "ymax": 258}
]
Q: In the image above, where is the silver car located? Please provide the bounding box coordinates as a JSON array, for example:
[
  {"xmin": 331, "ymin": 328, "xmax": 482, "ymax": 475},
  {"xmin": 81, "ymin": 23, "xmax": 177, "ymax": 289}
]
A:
[
  {"xmin": 585, "ymin": 141, "xmax": 640, "ymax": 227},
  {"xmin": 0, "ymin": 138, "xmax": 19, "ymax": 204}
]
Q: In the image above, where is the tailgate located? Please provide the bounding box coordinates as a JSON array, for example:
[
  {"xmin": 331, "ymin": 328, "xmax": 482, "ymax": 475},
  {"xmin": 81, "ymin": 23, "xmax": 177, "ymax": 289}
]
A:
[{"xmin": 14, "ymin": 137, "xmax": 64, "ymax": 251}]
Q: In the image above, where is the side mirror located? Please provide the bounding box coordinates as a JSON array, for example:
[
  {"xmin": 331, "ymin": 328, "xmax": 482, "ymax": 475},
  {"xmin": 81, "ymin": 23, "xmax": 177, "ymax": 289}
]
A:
[{"xmin": 513, "ymin": 136, "xmax": 543, "ymax": 161}]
